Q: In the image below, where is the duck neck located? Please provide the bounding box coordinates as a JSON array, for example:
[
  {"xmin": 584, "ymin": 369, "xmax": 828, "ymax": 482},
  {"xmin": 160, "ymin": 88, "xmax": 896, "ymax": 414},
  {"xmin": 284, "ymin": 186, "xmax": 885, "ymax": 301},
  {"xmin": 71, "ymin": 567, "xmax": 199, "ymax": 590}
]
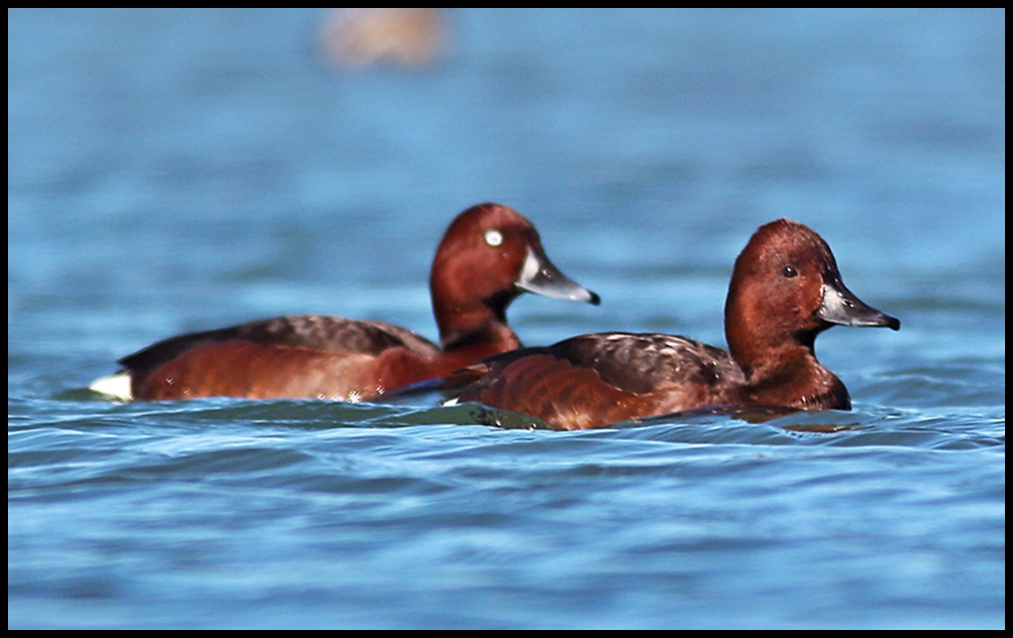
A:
[
  {"xmin": 725, "ymin": 297, "xmax": 849, "ymax": 410},
  {"xmin": 432, "ymin": 287, "xmax": 521, "ymax": 354},
  {"xmin": 734, "ymin": 342, "xmax": 851, "ymax": 410}
]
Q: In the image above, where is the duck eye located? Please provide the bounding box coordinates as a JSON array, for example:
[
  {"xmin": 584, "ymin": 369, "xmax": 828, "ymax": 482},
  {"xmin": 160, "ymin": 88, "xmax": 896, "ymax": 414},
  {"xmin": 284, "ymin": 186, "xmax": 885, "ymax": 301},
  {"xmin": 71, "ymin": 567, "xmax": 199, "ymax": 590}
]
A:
[
  {"xmin": 484, "ymin": 229, "xmax": 503, "ymax": 247},
  {"xmin": 782, "ymin": 265, "xmax": 798, "ymax": 278}
]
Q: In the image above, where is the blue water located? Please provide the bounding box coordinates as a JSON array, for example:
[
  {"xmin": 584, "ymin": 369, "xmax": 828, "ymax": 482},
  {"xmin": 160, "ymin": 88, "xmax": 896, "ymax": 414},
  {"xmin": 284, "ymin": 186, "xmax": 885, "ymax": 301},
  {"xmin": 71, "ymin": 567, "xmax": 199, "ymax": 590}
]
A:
[{"xmin": 8, "ymin": 9, "xmax": 1005, "ymax": 628}]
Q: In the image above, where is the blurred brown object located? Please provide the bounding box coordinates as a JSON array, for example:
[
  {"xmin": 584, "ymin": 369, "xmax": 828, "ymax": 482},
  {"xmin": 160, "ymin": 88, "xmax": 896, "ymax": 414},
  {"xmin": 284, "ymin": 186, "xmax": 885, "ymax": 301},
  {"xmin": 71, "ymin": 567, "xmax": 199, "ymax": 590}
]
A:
[{"xmin": 319, "ymin": 8, "xmax": 447, "ymax": 68}]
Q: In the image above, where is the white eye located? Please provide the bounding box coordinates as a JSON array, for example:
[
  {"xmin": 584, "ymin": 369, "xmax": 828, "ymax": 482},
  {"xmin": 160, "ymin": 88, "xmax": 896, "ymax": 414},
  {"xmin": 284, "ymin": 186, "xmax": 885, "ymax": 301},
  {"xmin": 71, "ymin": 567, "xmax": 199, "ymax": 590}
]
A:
[{"xmin": 484, "ymin": 229, "xmax": 503, "ymax": 247}]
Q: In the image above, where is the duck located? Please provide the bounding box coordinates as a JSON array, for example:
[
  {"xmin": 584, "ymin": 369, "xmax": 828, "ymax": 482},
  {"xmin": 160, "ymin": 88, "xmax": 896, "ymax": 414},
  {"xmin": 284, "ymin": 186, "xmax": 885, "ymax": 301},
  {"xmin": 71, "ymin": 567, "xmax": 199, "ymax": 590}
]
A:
[
  {"xmin": 446, "ymin": 218, "xmax": 899, "ymax": 430},
  {"xmin": 90, "ymin": 202, "xmax": 600, "ymax": 402}
]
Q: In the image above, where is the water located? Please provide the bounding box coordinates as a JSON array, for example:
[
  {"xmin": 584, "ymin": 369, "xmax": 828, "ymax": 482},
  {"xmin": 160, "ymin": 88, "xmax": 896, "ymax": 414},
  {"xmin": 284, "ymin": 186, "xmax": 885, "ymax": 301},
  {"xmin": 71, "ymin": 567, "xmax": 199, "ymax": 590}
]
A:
[{"xmin": 8, "ymin": 9, "xmax": 1005, "ymax": 628}]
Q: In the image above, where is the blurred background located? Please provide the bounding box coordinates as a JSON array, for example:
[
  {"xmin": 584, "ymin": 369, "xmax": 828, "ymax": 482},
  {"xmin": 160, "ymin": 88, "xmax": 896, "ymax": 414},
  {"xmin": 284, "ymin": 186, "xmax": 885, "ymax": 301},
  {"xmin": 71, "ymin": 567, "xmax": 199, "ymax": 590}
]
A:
[
  {"xmin": 9, "ymin": 9, "xmax": 1004, "ymax": 386},
  {"xmin": 8, "ymin": 9, "xmax": 1005, "ymax": 629}
]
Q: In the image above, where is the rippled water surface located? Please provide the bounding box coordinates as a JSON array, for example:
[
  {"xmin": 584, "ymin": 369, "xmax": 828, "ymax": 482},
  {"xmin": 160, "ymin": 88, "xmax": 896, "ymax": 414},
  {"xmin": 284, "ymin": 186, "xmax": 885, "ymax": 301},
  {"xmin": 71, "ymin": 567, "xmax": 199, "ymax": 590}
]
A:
[{"xmin": 9, "ymin": 9, "xmax": 1005, "ymax": 628}]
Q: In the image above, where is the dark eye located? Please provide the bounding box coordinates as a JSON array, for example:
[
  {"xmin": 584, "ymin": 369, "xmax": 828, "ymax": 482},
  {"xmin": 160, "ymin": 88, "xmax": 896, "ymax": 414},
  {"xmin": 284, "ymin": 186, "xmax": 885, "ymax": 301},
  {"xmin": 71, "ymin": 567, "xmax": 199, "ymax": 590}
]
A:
[{"xmin": 782, "ymin": 265, "xmax": 798, "ymax": 278}]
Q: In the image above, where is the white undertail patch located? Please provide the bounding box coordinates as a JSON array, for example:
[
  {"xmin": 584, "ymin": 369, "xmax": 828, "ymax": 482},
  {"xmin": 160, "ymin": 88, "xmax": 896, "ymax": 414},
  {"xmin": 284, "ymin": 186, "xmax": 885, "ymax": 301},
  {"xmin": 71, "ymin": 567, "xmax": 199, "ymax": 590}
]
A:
[{"xmin": 88, "ymin": 372, "xmax": 134, "ymax": 401}]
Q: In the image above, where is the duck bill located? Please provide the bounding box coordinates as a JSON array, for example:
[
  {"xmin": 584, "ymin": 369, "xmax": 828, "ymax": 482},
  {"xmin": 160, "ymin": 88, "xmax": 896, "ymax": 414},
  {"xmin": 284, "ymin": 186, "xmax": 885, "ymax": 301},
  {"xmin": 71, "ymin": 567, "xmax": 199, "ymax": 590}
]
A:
[
  {"xmin": 818, "ymin": 278, "xmax": 900, "ymax": 330},
  {"xmin": 516, "ymin": 247, "xmax": 601, "ymax": 305}
]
